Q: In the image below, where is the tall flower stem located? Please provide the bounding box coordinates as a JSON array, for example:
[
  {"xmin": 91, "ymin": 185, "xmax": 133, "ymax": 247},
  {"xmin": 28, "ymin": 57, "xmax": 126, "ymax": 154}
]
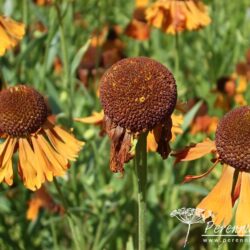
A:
[{"xmin": 135, "ymin": 132, "xmax": 148, "ymax": 250}]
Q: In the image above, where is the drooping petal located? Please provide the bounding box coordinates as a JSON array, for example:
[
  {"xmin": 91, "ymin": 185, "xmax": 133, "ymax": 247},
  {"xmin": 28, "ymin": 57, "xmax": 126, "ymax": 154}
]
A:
[
  {"xmin": 31, "ymin": 137, "xmax": 53, "ymax": 182},
  {"xmin": 18, "ymin": 138, "xmax": 40, "ymax": 191},
  {"xmin": 44, "ymin": 128, "xmax": 80, "ymax": 161},
  {"xmin": 35, "ymin": 134, "xmax": 68, "ymax": 174},
  {"xmin": 27, "ymin": 186, "xmax": 64, "ymax": 221},
  {"xmin": 147, "ymin": 131, "xmax": 157, "ymax": 152},
  {"xmin": 235, "ymin": 172, "xmax": 250, "ymax": 236},
  {"xmin": 153, "ymin": 116, "xmax": 172, "ymax": 159},
  {"xmin": 232, "ymin": 172, "xmax": 242, "ymax": 205},
  {"xmin": 0, "ymin": 138, "xmax": 16, "ymax": 185},
  {"xmin": 45, "ymin": 122, "xmax": 84, "ymax": 156},
  {"xmin": 22, "ymin": 138, "xmax": 45, "ymax": 188},
  {"xmin": 74, "ymin": 111, "xmax": 104, "ymax": 125},
  {"xmin": 0, "ymin": 16, "xmax": 25, "ymax": 56},
  {"xmin": 172, "ymin": 138, "xmax": 216, "ymax": 163},
  {"xmin": 197, "ymin": 165, "xmax": 234, "ymax": 227},
  {"xmin": 182, "ymin": 159, "xmax": 219, "ymax": 183},
  {"xmin": 104, "ymin": 116, "xmax": 133, "ymax": 173}
]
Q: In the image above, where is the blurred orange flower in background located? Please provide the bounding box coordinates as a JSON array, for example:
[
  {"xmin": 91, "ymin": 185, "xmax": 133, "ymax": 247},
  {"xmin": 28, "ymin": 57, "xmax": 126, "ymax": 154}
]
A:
[
  {"xmin": 0, "ymin": 16, "xmax": 25, "ymax": 56},
  {"xmin": 146, "ymin": 0, "xmax": 211, "ymax": 34},
  {"xmin": 125, "ymin": 0, "xmax": 151, "ymax": 41},
  {"xmin": 187, "ymin": 100, "xmax": 218, "ymax": 135},
  {"xmin": 236, "ymin": 48, "xmax": 250, "ymax": 81},
  {"xmin": 77, "ymin": 26, "xmax": 124, "ymax": 87},
  {"xmin": 33, "ymin": 0, "xmax": 52, "ymax": 6},
  {"xmin": 214, "ymin": 74, "xmax": 247, "ymax": 111},
  {"xmin": 27, "ymin": 186, "xmax": 64, "ymax": 221}
]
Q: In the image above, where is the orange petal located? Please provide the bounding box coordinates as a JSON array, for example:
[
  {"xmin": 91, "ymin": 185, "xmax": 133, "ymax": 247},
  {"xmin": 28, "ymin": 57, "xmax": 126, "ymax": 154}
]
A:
[
  {"xmin": 147, "ymin": 131, "xmax": 157, "ymax": 152},
  {"xmin": 235, "ymin": 172, "xmax": 250, "ymax": 236},
  {"xmin": 172, "ymin": 138, "xmax": 216, "ymax": 163},
  {"xmin": 0, "ymin": 16, "xmax": 25, "ymax": 39},
  {"xmin": 232, "ymin": 172, "xmax": 242, "ymax": 205},
  {"xmin": 74, "ymin": 111, "xmax": 104, "ymax": 125},
  {"xmin": 136, "ymin": 0, "xmax": 148, "ymax": 8},
  {"xmin": 197, "ymin": 165, "xmax": 234, "ymax": 227},
  {"xmin": 0, "ymin": 138, "xmax": 16, "ymax": 185},
  {"xmin": 0, "ymin": 26, "xmax": 13, "ymax": 55},
  {"xmin": 31, "ymin": 137, "xmax": 53, "ymax": 182},
  {"xmin": 44, "ymin": 128, "xmax": 80, "ymax": 161},
  {"xmin": 236, "ymin": 76, "xmax": 247, "ymax": 93},
  {"xmin": 0, "ymin": 16, "xmax": 25, "ymax": 56},
  {"xmin": 36, "ymin": 134, "xmax": 68, "ymax": 174},
  {"xmin": 18, "ymin": 138, "xmax": 39, "ymax": 191},
  {"xmin": 27, "ymin": 186, "xmax": 63, "ymax": 221}
]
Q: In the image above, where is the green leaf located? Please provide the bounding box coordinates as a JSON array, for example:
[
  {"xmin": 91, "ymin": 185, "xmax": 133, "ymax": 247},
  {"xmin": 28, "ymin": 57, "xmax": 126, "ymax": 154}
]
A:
[{"xmin": 70, "ymin": 38, "xmax": 91, "ymax": 76}]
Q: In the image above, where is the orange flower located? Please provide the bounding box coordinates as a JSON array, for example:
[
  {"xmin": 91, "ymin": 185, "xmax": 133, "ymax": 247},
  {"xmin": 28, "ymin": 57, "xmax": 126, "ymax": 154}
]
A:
[
  {"xmin": 77, "ymin": 26, "xmax": 124, "ymax": 87},
  {"xmin": 125, "ymin": 0, "xmax": 151, "ymax": 41},
  {"xmin": 33, "ymin": 0, "xmax": 52, "ymax": 6},
  {"xmin": 0, "ymin": 85, "xmax": 84, "ymax": 191},
  {"xmin": 236, "ymin": 48, "xmax": 250, "ymax": 81},
  {"xmin": 214, "ymin": 75, "xmax": 247, "ymax": 111},
  {"xmin": 146, "ymin": 0, "xmax": 211, "ymax": 34},
  {"xmin": 0, "ymin": 16, "xmax": 25, "ymax": 56},
  {"xmin": 190, "ymin": 115, "xmax": 218, "ymax": 135},
  {"xmin": 173, "ymin": 106, "xmax": 250, "ymax": 236},
  {"xmin": 27, "ymin": 186, "xmax": 64, "ymax": 221}
]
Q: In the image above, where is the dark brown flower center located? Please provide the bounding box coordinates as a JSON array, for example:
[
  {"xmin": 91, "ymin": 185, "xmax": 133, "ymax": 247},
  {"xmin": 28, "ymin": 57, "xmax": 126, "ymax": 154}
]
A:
[
  {"xmin": 215, "ymin": 106, "xmax": 250, "ymax": 171},
  {"xmin": 100, "ymin": 57, "xmax": 177, "ymax": 132},
  {"xmin": 0, "ymin": 85, "xmax": 48, "ymax": 137}
]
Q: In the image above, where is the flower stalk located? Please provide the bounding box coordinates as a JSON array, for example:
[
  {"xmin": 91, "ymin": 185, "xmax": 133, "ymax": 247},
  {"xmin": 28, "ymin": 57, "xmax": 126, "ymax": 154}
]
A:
[{"xmin": 135, "ymin": 132, "xmax": 148, "ymax": 250}]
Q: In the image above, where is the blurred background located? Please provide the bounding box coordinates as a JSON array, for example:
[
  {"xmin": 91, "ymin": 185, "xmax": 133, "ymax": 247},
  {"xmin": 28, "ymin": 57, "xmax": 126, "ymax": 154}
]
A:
[{"xmin": 0, "ymin": 0, "xmax": 249, "ymax": 249}]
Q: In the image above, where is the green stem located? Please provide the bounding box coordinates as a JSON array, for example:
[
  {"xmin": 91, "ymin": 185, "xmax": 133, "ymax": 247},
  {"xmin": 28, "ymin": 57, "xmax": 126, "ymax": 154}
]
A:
[{"xmin": 135, "ymin": 132, "xmax": 148, "ymax": 250}]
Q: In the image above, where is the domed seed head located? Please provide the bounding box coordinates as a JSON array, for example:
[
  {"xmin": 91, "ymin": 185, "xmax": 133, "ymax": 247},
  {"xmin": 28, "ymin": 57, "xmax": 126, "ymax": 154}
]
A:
[
  {"xmin": 100, "ymin": 57, "xmax": 177, "ymax": 132},
  {"xmin": 0, "ymin": 85, "xmax": 48, "ymax": 137},
  {"xmin": 215, "ymin": 106, "xmax": 250, "ymax": 171}
]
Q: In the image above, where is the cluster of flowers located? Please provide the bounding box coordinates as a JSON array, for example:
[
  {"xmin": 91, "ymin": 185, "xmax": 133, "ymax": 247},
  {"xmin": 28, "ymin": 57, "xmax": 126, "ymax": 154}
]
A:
[{"xmin": 0, "ymin": 0, "xmax": 249, "ymax": 238}]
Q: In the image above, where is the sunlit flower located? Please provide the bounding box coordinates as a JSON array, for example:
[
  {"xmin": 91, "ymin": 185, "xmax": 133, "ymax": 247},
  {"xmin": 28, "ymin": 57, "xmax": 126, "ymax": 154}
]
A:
[
  {"xmin": 99, "ymin": 57, "xmax": 177, "ymax": 173},
  {"xmin": 125, "ymin": 0, "xmax": 151, "ymax": 41},
  {"xmin": 173, "ymin": 106, "xmax": 250, "ymax": 236},
  {"xmin": 0, "ymin": 16, "xmax": 25, "ymax": 56},
  {"xmin": 146, "ymin": 0, "xmax": 211, "ymax": 34},
  {"xmin": 0, "ymin": 85, "xmax": 84, "ymax": 191},
  {"xmin": 27, "ymin": 186, "xmax": 64, "ymax": 221}
]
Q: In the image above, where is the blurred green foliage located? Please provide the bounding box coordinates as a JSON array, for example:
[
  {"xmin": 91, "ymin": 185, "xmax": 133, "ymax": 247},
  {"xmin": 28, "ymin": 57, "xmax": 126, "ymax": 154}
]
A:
[{"xmin": 0, "ymin": 0, "xmax": 249, "ymax": 249}]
